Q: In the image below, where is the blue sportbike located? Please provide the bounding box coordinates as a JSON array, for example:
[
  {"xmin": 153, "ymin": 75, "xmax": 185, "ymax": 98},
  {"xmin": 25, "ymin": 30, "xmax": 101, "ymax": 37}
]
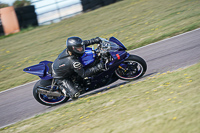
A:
[{"xmin": 24, "ymin": 37, "xmax": 147, "ymax": 106}]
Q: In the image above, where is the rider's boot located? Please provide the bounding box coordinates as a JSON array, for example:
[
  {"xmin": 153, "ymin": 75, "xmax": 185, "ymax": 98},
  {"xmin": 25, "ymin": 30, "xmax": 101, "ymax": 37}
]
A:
[{"xmin": 57, "ymin": 79, "xmax": 80, "ymax": 100}]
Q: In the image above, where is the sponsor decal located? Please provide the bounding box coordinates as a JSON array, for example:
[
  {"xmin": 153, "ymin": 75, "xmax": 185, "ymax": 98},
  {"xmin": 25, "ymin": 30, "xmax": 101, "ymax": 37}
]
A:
[
  {"xmin": 73, "ymin": 62, "xmax": 82, "ymax": 69},
  {"xmin": 59, "ymin": 64, "xmax": 65, "ymax": 67}
]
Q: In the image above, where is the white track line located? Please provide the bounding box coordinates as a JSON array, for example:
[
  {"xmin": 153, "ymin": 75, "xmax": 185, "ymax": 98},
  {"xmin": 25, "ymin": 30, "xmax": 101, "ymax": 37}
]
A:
[
  {"xmin": 1, "ymin": 28, "xmax": 200, "ymax": 94},
  {"xmin": 0, "ymin": 80, "xmax": 38, "ymax": 94}
]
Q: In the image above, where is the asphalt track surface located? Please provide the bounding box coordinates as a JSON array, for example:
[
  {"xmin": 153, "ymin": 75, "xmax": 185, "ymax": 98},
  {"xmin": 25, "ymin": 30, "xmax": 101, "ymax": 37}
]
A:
[{"xmin": 0, "ymin": 28, "xmax": 200, "ymax": 128}]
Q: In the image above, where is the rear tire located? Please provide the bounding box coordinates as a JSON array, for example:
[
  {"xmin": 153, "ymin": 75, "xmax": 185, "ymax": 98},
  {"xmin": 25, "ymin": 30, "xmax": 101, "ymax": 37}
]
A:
[
  {"xmin": 33, "ymin": 79, "xmax": 69, "ymax": 106},
  {"xmin": 115, "ymin": 55, "xmax": 147, "ymax": 80}
]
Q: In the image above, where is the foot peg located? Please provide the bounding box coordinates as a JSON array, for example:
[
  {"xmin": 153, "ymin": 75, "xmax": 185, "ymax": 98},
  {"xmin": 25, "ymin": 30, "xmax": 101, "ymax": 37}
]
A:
[{"xmin": 74, "ymin": 92, "xmax": 80, "ymax": 98}]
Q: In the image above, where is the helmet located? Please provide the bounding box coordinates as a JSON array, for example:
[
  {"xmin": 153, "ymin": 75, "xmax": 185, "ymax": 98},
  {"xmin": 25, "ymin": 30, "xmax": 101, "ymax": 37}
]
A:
[{"xmin": 66, "ymin": 36, "xmax": 85, "ymax": 56}]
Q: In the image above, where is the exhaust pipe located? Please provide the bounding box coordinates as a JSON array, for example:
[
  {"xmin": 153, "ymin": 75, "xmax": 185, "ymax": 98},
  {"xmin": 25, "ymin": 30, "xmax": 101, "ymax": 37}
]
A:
[{"xmin": 37, "ymin": 88, "xmax": 63, "ymax": 97}]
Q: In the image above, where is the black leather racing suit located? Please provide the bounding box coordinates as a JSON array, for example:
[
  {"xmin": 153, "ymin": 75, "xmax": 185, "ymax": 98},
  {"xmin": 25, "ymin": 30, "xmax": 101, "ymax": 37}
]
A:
[{"xmin": 52, "ymin": 38, "xmax": 103, "ymax": 99}]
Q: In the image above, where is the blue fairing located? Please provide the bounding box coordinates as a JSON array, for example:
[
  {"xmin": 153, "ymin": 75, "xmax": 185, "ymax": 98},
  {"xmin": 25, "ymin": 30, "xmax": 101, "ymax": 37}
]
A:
[
  {"xmin": 109, "ymin": 37, "xmax": 127, "ymax": 50},
  {"xmin": 23, "ymin": 60, "xmax": 53, "ymax": 80},
  {"xmin": 23, "ymin": 63, "xmax": 45, "ymax": 77},
  {"xmin": 80, "ymin": 47, "xmax": 95, "ymax": 67}
]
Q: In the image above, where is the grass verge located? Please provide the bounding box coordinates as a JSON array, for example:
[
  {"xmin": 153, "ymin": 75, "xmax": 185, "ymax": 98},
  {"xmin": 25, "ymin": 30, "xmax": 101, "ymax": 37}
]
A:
[
  {"xmin": 0, "ymin": 63, "xmax": 199, "ymax": 133},
  {"xmin": 0, "ymin": 0, "xmax": 200, "ymax": 91}
]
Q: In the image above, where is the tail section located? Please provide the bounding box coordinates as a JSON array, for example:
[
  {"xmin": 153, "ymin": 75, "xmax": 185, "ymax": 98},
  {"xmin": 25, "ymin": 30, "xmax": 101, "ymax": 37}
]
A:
[{"xmin": 23, "ymin": 60, "xmax": 53, "ymax": 80}]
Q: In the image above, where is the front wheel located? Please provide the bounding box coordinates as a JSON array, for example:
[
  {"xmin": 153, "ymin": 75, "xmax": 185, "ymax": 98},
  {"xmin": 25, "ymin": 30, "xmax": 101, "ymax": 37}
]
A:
[
  {"xmin": 33, "ymin": 79, "xmax": 69, "ymax": 106},
  {"xmin": 115, "ymin": 55, "xmax": 147, "ymax": 80}
]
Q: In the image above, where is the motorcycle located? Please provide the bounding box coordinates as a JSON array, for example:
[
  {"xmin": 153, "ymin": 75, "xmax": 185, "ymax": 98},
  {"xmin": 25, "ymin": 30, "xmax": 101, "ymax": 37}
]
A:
[{"xmin": 23, "ymin": 37, "xmax": 147, "ymax": 106}]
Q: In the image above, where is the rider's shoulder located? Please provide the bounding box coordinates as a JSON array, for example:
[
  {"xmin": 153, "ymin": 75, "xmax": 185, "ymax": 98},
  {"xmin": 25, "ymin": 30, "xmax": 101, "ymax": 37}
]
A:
[{"xmin": 58, "ymin": 49, "xmax": 70, "ymax": 59}]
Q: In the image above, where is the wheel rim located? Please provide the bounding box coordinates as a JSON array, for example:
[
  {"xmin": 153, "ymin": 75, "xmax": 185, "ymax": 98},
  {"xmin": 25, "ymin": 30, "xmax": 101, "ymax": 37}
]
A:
[
  {"xmin": 115, "ymin": 61, "xmax": 144, "ymax": 80},
  {"xmin": 38, "ymin": 86, "xmax": 67, "ymax": 105}
]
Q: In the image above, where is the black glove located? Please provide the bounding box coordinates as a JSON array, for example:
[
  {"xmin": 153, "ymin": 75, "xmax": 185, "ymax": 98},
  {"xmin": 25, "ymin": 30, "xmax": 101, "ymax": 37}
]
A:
[
  {"xmin": 92, "ymin": 37, "xmax": 102, "ymax": 44},
  {"xmin": 83, "ymin": 37, "xmax": 102, "ymax": 46}
]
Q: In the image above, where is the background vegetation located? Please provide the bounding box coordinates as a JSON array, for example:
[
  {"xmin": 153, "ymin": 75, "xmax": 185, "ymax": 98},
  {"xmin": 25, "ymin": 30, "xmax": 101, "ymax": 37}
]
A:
[
  {"xmin": 0, "ymin": 0, "xmax": 31, "ymax": 8},
  {"xmin": 1, "ymin": 63, "xmax": 199, "ymax": 133},
  {"xmin": 13, "ymin": 0, "xmax": 31, "ymax": 8},
  {"xmin": 0, "ymin": 0, "xmax": 200, "ymax": 91},
  {"xmin": 0, "ymin": 3, "xmax": 9, "ymax": 8}
]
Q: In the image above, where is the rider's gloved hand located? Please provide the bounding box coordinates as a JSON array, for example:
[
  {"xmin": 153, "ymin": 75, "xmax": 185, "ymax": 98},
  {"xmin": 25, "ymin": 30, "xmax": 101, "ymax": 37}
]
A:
[
  {"xmin": 90, "ymin": 37, "xmax": 102, "ymax": 44},
  {"xmin": 94, "ymin": 37, "xmax": 102, "ymax": 43},
  {"xmin": 82, "ymin": 37, "xmax": 102, "ymax": 46}
]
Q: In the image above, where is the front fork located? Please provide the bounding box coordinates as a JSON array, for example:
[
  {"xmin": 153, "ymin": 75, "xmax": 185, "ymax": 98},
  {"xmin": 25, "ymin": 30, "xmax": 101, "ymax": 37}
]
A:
[
  {"xmin": 118, "ymin": 65, "xmax": 127, "ymax": 72},
  {"xmin": 117, "ymin": 52, "xmax": 129, "ymax": 72}
]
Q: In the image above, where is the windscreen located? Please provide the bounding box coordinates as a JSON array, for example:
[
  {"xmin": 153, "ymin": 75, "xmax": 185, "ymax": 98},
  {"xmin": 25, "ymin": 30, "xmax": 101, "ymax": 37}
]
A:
[{"xmin": 100, "ymin": 38, "xmax": 120, "ymax": 52}]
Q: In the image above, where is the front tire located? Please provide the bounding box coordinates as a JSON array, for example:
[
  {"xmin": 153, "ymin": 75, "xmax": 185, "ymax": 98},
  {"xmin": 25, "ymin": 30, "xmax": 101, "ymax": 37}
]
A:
[
  {"xmin": 33, "ymin": 79, "xmax": 69, "ymax": 106},
  {"xmin": 115, "ymin": 55, "xmax": 147, "ymax": 80}
]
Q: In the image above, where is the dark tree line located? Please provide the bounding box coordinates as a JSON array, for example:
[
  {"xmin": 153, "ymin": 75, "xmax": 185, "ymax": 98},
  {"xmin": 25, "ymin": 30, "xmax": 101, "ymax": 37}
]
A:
[{"xmin": 0, "ymin": 0, "xmax": 31, "ymax": 9}]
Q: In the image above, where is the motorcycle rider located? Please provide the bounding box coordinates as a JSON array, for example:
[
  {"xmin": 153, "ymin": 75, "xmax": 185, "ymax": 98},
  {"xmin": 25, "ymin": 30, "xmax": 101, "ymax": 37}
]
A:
[{"xmin": 52, "ymin": 36, "xmax": 104, "ymax": 100}]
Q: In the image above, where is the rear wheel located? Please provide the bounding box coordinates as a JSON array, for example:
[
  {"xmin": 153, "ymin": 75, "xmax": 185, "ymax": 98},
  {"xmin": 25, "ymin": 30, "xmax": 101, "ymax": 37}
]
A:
[
  {"xmin": 33, "ymin": 79, "xmax": 69, "ymax": 106},
  {"xmin": 115, "ymin": 55, "xmax": 147, "ymax": 80}
]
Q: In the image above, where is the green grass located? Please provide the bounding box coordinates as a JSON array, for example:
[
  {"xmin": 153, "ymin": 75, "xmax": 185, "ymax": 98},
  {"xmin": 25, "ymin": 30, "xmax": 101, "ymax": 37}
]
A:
[
  {"xmin": 1, "ymin": 63, "xmax": 199, "ymax": 133},
  {"xmin": 0, "ymin": 0, "xmax": 200, "ymax": 91}
]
